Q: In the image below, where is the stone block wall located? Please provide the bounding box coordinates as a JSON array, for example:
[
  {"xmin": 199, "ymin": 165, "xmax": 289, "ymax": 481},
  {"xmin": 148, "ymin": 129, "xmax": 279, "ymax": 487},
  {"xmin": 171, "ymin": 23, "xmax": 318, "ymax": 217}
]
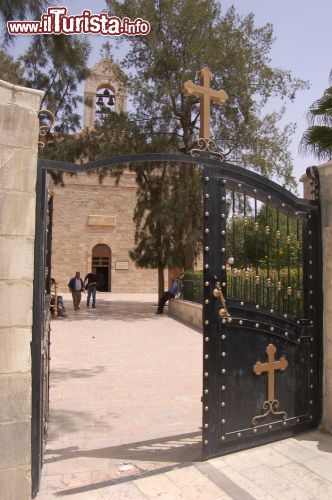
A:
[
  {"xmin": 317, "ymin": 161, "xmax": 332, "ymax": 433},
  {"xmin": 51, "ymin": 171, "xmax": 158, "ymax": 293},
  {"xmin": 0, "ymin": 80, "xmax": 43, "ymax": 499}
]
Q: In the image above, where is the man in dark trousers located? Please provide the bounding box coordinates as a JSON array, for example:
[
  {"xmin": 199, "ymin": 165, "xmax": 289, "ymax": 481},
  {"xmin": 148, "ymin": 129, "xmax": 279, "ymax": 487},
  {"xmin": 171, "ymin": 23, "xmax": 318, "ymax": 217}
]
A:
[
  {"xmin": 156, "ymin": 277, "xmax": 179, "ymax": 314},
  {"xmin": 84, "ymin": 271, "xmax": 98, "ymax": 308},
  {"xmin": 68, "ymin": 271, "xmax": 84, "ymax": 311}
]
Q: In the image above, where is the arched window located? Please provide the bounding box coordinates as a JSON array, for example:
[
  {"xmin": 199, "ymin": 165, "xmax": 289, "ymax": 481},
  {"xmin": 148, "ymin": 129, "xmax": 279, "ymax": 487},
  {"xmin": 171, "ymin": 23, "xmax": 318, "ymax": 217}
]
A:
[{"xmin": 95, "ymin": 84, "xmax": 115, "ymax": 123}]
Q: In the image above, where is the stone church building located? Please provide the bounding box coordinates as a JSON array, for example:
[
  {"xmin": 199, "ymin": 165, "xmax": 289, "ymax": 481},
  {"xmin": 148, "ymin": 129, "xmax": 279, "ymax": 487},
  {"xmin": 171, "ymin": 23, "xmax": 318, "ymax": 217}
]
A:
[{"xmin": 51, "ymin": 59, "xmax": 158, "ymax": 293}]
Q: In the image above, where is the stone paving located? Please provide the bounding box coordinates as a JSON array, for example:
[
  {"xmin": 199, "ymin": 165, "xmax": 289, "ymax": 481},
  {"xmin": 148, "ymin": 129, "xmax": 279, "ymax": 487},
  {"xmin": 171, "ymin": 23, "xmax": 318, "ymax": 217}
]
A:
[{"xmin": 37, "ymin": 293, "xmax": 332, "ymax": 499}]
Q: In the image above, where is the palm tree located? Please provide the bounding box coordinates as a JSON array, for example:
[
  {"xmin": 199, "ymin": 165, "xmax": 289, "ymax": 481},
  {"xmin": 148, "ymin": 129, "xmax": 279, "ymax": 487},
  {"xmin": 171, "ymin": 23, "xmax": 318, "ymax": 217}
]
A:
[
  {"xmin": 0, "ymin": 0, "xmax": 49, "ymax": 45},
  {"xmin": 300, "ymin": 80, "xmax": 332, "ymax": 161}
]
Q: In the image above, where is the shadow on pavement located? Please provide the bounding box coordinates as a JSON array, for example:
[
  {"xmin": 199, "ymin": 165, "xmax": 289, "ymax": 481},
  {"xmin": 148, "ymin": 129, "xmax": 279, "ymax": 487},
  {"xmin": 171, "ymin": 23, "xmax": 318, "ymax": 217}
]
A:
[
  {"xmin": 50, "ymin": 366, "xmax": 105, "ymax": 382},
  {"xmin": 58, "ymin": 300, "xmax": 168, "ymax": 322},
  {"xmin": 45, "ymin": 430, "xmax": 201, "ymax": 464}
]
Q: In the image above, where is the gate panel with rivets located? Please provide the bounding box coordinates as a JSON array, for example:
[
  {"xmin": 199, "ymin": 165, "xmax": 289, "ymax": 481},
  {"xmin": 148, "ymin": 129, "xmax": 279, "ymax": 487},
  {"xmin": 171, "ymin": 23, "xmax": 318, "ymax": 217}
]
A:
[{"xmin": 202, "ymin": 163, "xmax": 321, "ymax": 459}]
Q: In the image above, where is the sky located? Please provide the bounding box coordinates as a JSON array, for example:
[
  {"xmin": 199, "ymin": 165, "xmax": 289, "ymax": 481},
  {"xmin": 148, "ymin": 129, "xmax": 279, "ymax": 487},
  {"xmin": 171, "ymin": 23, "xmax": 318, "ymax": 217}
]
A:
[{"xmin": 7, "ymin": 0, "xmax": 332, "ymax": 185}]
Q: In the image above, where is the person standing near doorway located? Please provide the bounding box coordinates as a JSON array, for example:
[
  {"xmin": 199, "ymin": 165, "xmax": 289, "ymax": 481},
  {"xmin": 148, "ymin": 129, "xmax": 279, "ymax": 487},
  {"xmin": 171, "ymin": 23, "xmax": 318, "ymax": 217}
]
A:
[
  {"xmin": 68, "ymin": 271, "xmax": 84, "ymax": 311},
  {"xmin": 84, "ymin": 271, "xmax": 98, "ymax": 308}
]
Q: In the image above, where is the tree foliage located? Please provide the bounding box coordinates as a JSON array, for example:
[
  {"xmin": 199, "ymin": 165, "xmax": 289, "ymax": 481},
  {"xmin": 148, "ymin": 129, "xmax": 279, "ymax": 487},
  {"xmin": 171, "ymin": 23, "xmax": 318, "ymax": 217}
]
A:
[
  {"xmin": 300, "ymin": 83, "xmax": 332, "ymax": 161},
  {"xmin": 0, "ymin": 0, "xmax": 49, "ymax": 46},
  {"xmin": 0, "ymin": 49, "xmax": 24, "ymax": 84}
]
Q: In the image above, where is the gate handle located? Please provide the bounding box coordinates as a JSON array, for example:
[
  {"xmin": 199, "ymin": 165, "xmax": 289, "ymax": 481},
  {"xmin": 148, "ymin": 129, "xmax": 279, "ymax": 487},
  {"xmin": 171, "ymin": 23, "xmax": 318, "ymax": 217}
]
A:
[{"xmin": 213, "ymin": 282, "xmax": 231, "ymax": 318}]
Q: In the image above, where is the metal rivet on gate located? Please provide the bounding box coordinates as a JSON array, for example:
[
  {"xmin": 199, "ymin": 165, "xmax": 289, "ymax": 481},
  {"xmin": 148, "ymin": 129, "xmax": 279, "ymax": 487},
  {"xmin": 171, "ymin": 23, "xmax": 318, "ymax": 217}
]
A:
[
  {"xmin": 309, "ymin": 245, "xmax": 312, "ymax": 250},
  {"xmin": 221, "ymin": 352, "xmax": 226, "ymax": 357},
  {"xmin": 310, "ymin": 369, "xmax": 314, "ymax": 374},
  {"xmin": 221, "ymin": 230, "xmax": 226, "ymax": 235},
  {"xmin": 221, "ymin": 386, "xmax": 226, "ymax": 391},
  {"xmin": 222, "ymin": 282, "xmax": 226, "ymax": 287},
  {"xmin": 205, "ymin": 246, "xmax": 209, "ymax": 251},
  {"xmin": 253, "ymin": 428, "xmax": 257, "ymax": 433},
  {"xmin": 296, "ymin": 418, "xmax": 300, "ymax": 423},
  {"xmin": 221, "ymin": 265, "xmax": 226, "ymax": 270},
  {"xmin": 237, "ymin": 432, "xmax": 241, "ymax": 438},
  {"xmin": 310, "ymin": 353, "xmax": 314, "ymax": 358},
  {"xmin": 240, "ymin": 301, "xmax": 244, "ymax": 306},
  {"xmin": 204, "ymin": 423, "xmax": 208, "ymax": 429},
  {"xmin": 222, "ymin": 179, "xmax": 226, "ymax": 185},
  {"xmin": 268, "ymin": 195, "xmax": 271, "ymax": 200},
  {"xmin": 227, "ymin": 317, "xmax": 232, "ymax": 323},
  {"xmin": 268, "ymin": 425, "xmax": 272, "ymax": 430},
  {"xmin": 204, "ymin": 389, "xmax": 209, "ymax": 394},
  {"xmin": 205, "ymin": 176, "xmax": 209, "ymax": 182},
  {"xmin": 253, "ymin": 189, "xmax": 257, "ymax": 194},
  {"xmin": 297, "ymin": 339, "xmax": 301, "ymax": 343},
  {"xmin": 309, "ymin": 260, "xmax": 313, "ymax": 265},
  {"xmin": 239, "ymin": 320, "xmax": 243, "ymax": 325},
  {"xmin": 204, "ymin": 439, "xmax": 208, "ymax": 445},
  {"xmin": 205, "ymin": 299, "xmax": 209, "ymax": 304},
  {"xmin": 204, "ymin": 337, "xmax": 209, "ymax": 342},
  {"xmin": 310, "ymin": 384, "xmax": 314, "ymax": 389},
  {"xmin": 255, "ymin": 323, "xmax": 259, "ymax": 328},
  {"xmin": 309, "ymin": 230, "xmax": 312, "ymax": 235},
  {"xmin": 205, "ymin": 264, "xmax": 209, "ymax": 270},
  {"xmin": 205, "ymin": 211, "xmax": 209, "ymax": 217},
  {"xmin": 204, "ymin": 320, "xmax": 209, "ymax": 325},
  {"xmin": 221, "ymin": 334, "xmax": 226, "ymax": 340},
  {"xmin": 205, "ymin": 281, "xmax": 209, "ymax": 286},
  {"xmin": 310, "ymin": 415, "xmax": 313, "ymax": 420},
  {"xmin": 310, "ymin": 337, "xmax": 314, "ymax": 342},
  {"xmin": 221, "ymin": 368, "xmax": 226, "ymax": 374},
  {"xmin": 205, "ymin": 228, "xmax": 209, "ymax": 234},
  {"xmin": 238, "ymin": 183, "xmax": 242, "ymax": 188},
  {"xmin": 295, "ymin": 211, "xmax": 298, "ymax": 216},
  {"xmin": 308, "ymin": 214, "xmax": 312, "ymax": 219},
  {"xmin": 221, "ymin": 196, "xmax": 226, "ymax": 202},
  {"xmin": 222, "ymin": 318, "xmax": 227, "ymax": 324},
  {"xmin": 205, "ymin": 193, "xmax": 209, "ymax": 199},
  {"xmin": 221, "ymin": 248, "xmax": 226, "ymax": 253},
  {"xmin": 221, "ymin": 436, "xmax": 225, "ymax": 441},
  {"xmin": 310, "ymin": 400, "xmax": 313, "ymax": 405},
  {"xmin": 270, "ymin": 309, "xmax": 274, "ymax": 314},
  {"xmin": 310, "ymin": 320, "xmax": 314, "ymax": 325},
  {"xmin": 204, "ymin": 406, "xmax": 209, "ymax": 411},
  {"xmin": 283, "ymin": 421, "xmax": 287, "ymax": 426},
  {"xmin": 204, "ymin": 354, "xmax": 209, "ymax": 359},
  {"xmin": 310, "ymin": 305, "xmax": 313, "ymax": 310},
  {"xmin": 297, "ymin": 320, "xmax": 300, "ymax": 324},
  {"xmin": 270, "ymin": 327, "xmax": 274, "ymax": 332},
  {"xmin": 221, "ymin": 213, "xmax": 226, "ymax": 218},
  {"xmin": 221, "ymin": 418, "xmax": 226, "ymax": 424},
  {"xmin": 284, "ymin": 332, "xmax": 289, "ymax": 337},
  {"xmin": 256, "ymin": 304, "xmax": 259, "ymax": 309},
  {"xmin": 204, "ymin": 372, "xmax": 209, "ymax": 378},
  {"xmin": 221, "ymin": 402, "xmax": 226, "ymax": 407},
  {"xmin": 284, "ymin": 314, "xmax": 288, "ymax": 318},
  {"xmin": 310, "ymin": 289, "xmax": 313, "ymax": 294}
]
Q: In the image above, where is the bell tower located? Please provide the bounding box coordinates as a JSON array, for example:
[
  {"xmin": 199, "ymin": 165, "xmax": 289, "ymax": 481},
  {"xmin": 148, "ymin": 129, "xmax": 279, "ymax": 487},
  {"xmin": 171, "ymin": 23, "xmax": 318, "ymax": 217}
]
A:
[{"xmin": 83, "ymin": 58, "xmax": 127, "ymax": 129}]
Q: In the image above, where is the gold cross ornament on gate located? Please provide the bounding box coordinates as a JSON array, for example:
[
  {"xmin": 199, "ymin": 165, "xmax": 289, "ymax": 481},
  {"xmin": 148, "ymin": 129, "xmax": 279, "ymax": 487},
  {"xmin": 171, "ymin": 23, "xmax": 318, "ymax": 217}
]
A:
[
  {"xmin": 181, "ymin": 67, "xmax": 228, "ymax": 140},
  {"xmin": 253, "ymin": 344, "xmax": 288, "ymax": 402}
]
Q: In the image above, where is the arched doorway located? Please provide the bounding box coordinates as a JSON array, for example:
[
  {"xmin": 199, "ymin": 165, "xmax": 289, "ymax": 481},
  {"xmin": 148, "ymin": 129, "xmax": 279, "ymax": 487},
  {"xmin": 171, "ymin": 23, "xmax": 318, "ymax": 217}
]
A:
[{"xmin": 92, "ymin": 244, "xmax": 111, "ymax": 291}]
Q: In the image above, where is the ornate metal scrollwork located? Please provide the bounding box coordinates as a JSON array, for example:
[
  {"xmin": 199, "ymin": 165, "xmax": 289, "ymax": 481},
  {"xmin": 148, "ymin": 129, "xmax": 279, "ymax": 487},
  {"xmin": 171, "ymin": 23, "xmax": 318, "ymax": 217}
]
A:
[
  {"xmin": 38, "ymin": 109, "xmax": 55, "ymax": 148},
  {"xmin": 190, "ymin": 138, "xmax": 224, "ymax": 160},
  {"xmin": 306, "ymin": 165, "xmax": 320, "ymax": 201}
]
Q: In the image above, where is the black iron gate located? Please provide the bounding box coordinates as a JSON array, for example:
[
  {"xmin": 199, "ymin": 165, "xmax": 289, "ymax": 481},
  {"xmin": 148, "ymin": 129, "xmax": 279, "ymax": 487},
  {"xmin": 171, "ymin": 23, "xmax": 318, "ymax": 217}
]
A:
[
  {"xmin": 32, "ymin": 154, "xmax": 321, "ymax": 494},
  {"xmin": 201, "ymin": 161, "xmax": 321, "ymax": 458}
]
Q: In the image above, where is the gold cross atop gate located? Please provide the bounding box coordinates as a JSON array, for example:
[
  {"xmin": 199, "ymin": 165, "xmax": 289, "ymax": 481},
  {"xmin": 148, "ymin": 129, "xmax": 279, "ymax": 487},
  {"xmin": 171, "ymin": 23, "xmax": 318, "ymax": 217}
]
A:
[
  {"xmin": 252, "ymin": 344, "xmax": 288, "ymax": 425},
  {"xmin": 181, "ymin": 68, "xmax": 228, "ymax": 140}
]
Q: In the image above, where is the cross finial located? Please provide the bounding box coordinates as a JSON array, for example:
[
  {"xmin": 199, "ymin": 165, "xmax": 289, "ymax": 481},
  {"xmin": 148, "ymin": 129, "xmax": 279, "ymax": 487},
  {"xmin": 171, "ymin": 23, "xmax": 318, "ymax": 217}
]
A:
[
  {"xmin": 253, "ymin": 344, "xmax": 288, "ymax": 402},
  {"xmin": 181, "ymin": 67, "xmax": 228, "ymax": 140}
]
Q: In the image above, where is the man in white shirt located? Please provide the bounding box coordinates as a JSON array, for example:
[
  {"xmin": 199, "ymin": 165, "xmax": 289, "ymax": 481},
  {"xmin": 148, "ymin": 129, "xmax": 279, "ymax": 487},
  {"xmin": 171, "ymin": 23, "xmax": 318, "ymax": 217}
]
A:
[{"xmin": 68, "ymin": 271, "xmax": 84, "ymax": 311}]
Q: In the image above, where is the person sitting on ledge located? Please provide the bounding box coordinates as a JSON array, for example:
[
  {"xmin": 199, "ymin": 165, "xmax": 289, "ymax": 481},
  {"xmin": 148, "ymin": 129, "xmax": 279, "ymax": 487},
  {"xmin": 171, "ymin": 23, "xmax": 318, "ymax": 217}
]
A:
[{"xmin": 156, "ymin": 277, "xmax": 179, "ymax": 314}]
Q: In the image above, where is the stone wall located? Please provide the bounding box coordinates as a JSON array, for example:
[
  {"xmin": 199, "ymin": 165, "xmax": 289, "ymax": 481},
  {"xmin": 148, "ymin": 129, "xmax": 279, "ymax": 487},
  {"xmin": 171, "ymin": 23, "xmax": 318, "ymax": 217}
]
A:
[
  {"xmin": 52, "ymin": 170, "xmax": 158, "ymax": 293},
  {"xmin": 0, "ymin": 80, "xmax": 43, "ymax": 499},
  {"xmin": 168, "ymin": 299, "xmax": 203, "ymax": 331},
  {"xmin": 317, "ymin": 161, "xmax": 332, "ymax": 433}
]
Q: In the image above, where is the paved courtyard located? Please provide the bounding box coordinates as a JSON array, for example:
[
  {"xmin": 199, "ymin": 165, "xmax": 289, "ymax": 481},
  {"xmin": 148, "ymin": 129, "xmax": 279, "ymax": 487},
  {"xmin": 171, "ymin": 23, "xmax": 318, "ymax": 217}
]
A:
[{"xmin": 38, "ymin": 293, "xmax": 332, "ymax": 499}]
